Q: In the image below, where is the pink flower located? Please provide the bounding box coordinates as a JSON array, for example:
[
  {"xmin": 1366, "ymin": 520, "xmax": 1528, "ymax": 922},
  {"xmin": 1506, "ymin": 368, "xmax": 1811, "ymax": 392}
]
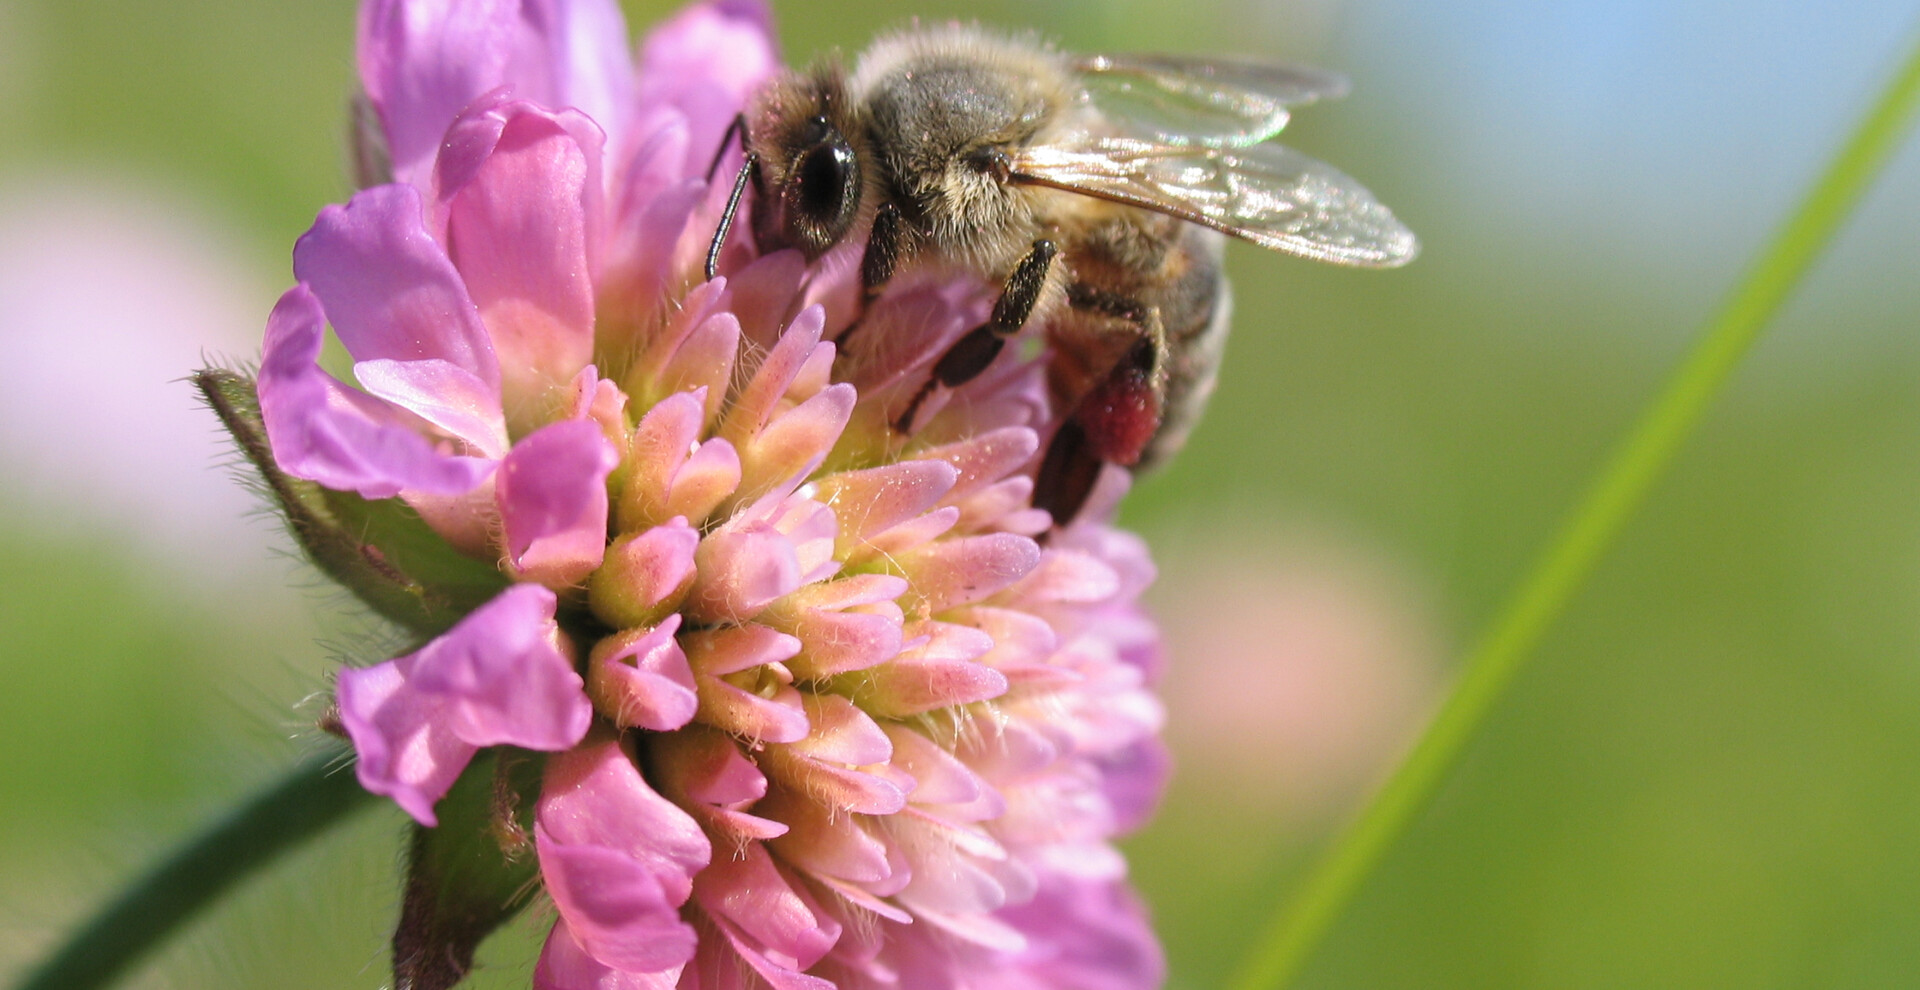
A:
[
  {"xmin": 336, "ymin": 583, "xmax": 592, "ymax": 826},
  {"xmin": 254, "ymin": 1, "xmax": 1169, "ymax": 986}
]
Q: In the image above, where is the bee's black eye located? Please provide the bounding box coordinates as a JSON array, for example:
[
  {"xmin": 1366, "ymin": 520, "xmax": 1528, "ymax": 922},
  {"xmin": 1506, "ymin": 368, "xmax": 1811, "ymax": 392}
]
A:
[
  {"xmin": 782, "ymin": 118, "xmax": 861, "ymax": 257},
  {"xmin": 797, "ymin": 141, "xmax": 857, "ymax": 217}
]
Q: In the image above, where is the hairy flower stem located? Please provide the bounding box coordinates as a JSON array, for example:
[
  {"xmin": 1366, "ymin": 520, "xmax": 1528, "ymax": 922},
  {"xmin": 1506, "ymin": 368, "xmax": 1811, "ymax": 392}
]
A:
[
  {"xmin": 1227, "ymin": 27, "xmax": 1920, "ymax": 990},
  {"xmin": 13, "ymin": 749, "xmax": 375, "ymax": 990}
]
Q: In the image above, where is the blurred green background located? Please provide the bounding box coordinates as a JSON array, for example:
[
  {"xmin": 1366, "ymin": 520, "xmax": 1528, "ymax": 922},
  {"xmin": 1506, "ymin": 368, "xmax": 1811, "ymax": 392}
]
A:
[{"xmin": 4, "ymin": 0, "xmax": 1919, "ymax": 987}]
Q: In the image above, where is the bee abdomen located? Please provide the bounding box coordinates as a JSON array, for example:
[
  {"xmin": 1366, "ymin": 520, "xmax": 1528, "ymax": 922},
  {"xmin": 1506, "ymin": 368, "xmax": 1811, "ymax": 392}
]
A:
[{"xmin": 1135, "ymin": 224, "xmax": 1228, "ymax": 470}]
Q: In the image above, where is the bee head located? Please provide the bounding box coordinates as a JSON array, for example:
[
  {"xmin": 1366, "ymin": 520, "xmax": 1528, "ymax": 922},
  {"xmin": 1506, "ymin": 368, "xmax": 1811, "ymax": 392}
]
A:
[{"xmin": 745, "ymin": 67, "xmax": 866, "ymax": 259}]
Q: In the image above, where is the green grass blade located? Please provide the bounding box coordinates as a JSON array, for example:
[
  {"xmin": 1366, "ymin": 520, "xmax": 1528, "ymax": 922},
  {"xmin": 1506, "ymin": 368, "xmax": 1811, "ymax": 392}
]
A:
[{"xmin": 1226, "ymin": 26, "xmax": 1920, "ymax": 990}]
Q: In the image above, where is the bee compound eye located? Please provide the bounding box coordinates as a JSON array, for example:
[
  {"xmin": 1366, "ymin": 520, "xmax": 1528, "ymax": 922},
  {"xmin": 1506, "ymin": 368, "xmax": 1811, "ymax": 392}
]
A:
[{"xmin": 796, "ymin": 142, "xmax": 856, "ymax": 216}]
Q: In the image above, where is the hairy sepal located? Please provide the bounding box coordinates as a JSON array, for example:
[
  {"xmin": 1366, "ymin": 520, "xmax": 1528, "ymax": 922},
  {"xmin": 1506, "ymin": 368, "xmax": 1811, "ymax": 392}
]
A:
[
  {"xmin": 394, "ymin": 748, "xmax": 545, "ymax": 990},
  {"xmin": 196, "ymin": 368, "xmax": 507, "ymax": 636}
]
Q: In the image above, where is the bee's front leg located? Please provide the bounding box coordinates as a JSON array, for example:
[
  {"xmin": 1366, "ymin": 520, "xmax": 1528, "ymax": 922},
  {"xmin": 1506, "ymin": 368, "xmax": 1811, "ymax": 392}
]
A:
[
  {"xmin": 831, "ymin": 202, "xmax": 907, "ymax": 349},
  {"xmin": 860, "ymin": 202, "xmax": 904, "ymax": 308},
  {"xmin": 894, "ymin": 239, "xmax": 1058, "ymax": 432}
]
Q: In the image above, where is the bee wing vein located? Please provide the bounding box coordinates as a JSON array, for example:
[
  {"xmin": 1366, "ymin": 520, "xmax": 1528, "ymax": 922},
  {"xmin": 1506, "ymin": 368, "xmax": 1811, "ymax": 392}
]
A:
[
  {"xmin": 1075, "ymin": 53, "xmax": 1353, "ymax": 149},
  {"xmin": 1012, "ymin": 139, "xmax": 1418, "ymax": 267}
]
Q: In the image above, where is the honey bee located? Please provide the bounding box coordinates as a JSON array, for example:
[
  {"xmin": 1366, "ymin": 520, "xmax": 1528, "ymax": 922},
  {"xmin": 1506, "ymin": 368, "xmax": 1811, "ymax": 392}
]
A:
[{"xmin": 707, "ymin": 25, "xmax": 1417, "ymax": 524}]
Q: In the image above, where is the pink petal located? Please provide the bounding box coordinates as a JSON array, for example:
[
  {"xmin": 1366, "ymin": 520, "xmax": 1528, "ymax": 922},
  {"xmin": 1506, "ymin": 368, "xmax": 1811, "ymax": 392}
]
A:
[
  {"xmin": 358, "ymin": 0, "xmax": 519, "ymax": 187},
  {"xmin": 735, "ymin": 492, "xmax": 839, "ymax": 583},
  {"xmin": 687, "ymin": 524, "xmax": 803, "ymax": 623},
  {"xmin": 648, "ymin": 731, "xmax": 793, "ymax": 844},
  {"xmin": 693, "ymin": 842, "xmax": 839, "ymax": 973},
  {"xmin": 540, "ymin": 733, "xmax": 711, "ymax": 871},
  {"xmin": 712, "ymin": 917, "xmax": 838, "ymax": 990},
  {"xmin": 810, "ymin": 460, "xmax": 959, "ymax": 560},
  {"xmin": 618, "ymin": 391, "xmax": 744, "ymax": 531},
  {"xmin": 353, "ymin": 357, "xmax": 509, "ymax": 459},
  {"xmin": 834, "ymin": 277, "xmax": 986, "ymax": 395},
  {"xmin": 439, "ymin": 99, "xmax": 605, "ymax": 409},
  {"xmin": 790, "ymin": 337, "xmax": 837, "ymax": 398},
  {"xmin": 618, "ymin": 389, "xmax": 704, "ymax": 530},
  {"xmin": 407, "ymin": 583, "xmax": 593, "ymax": 751},
  {"xmin": 681, "ymin": 624, "xmax": 802, "ymax": 677},
  {"xmin": 774, "ymin": 600, "xmax": 905, "ymax": 681},
  {"xmin": 401, "ymin": 483, "xmax": 502, "ymax": 557},
  {"xmin": 521, "ymin": 0, "xmax": 637, "ymax": 152},
  {"xmin": 733, "ymin": 383, "xmax": 855, "ymax": 505},
  {"xmin": 759, "ymin": 695, "xmax": 907, "ymax": 816},
  {"xmin": 848, "ymin": 622, "xmax": 1010, "ymax": 718},
  {"xmin": 1096, "ymin": 737, "xmax": 1173, "ymax": 835},
  {"xmin": 498, "ymin": 418, "xmax": 620, "ymax": 586},
  {"xmin": 695, "ymin": 671, "xmax": 810, "ymax": 744},
  {"xmin": 788, "ymin": 692, "xmax": 893, "ymax": 766},
  {"xmin": 717, "ymin": 251, "xmax": 807, "ymax": 349},
  {"xmin": 573, "ymin": 370, "xmax": 631, "ymax": 448},
  {"xmin": 968, "ymin": 605, "xmax": 1058, "ymax": 659},
  {"xmin": 657, "ymin": 313, "xmax": 744, "ymax": 423},
  {"xmin": 335, "ymin": 584, "xmax": 586, "ymax": 823},
  {"xmin": 654, "ymin": 727, "xmax": 768, "ymax": 808},
  {"xmin": 258, "ymin": 285, "xmax": 495, "ymax": 497},
  {"xmin": 770, "ymin": 757, "xmax": 907, "ymax": 818},
  {"xmin": 665, "ymin": 435, "xmax": 741, "ymax": 525},
  {"xmin": 1008, "ymin": 548, "xmax": 1123, "ymax": 605},
  {"xmin": 885, "ymin": 724, "xmax": 994, "ymax": 810},
  {"xmin": 953, "ymin": 476, "xmax": 1046, "ymax": 534},
  {"xmin": 534, "ymin": 734, "xmax": 711, "ymax": 975},
  {"xmin": 857, "ymin": 506, "xmax": 961, "ymax": 563},
  {"xmin": 913, "ymin": 427, "xmax": 1041, "ymax": 503},
  {"xmin": 760, "ymin": 789, "xmax": 894, "ymax": 883},
  {"xmin": 536, "ymin": 838, "xmax": 700, "ymax": 974},
  {"xmin": 997, "ymin": 873, "xmax": 1165, "ymax": 990},
  {"xmin": 359, "ymin": 0, "xmax": 635, "ymax": 189},
  {"xmin": 890, "ymin": 814, "xmax": 1015, "ymax": 919},
  {"xmin": 722, "ymin": 305, "xmax": 825, "ymax": 443},
  {"xmin": 894, "ymin": 532, "xmax": 1042, "ymax": 614},
  {"xmin": 635, "ymin": 0, "xmax": 778, "ymax": 177},
  {"xmin": 599, "ymin": 110, "xmax": 694, "ymax": 324},
  {"xmin": 590, "ymin": 517, "xmax": 700, "ymax": 629},
  {"xmin": 535, "ymin": 918, "xmax": 683, "ymax": 990},
  {"xmin": 293, "ymin": 184, "xmax": 501, "ymax": 391},
  {"xmin": 911, "ymin": 903, "xmax": 1028, "ymax": 954},
  {"xmin": 627, "ymin": 277, "xmax": 728, "ymax": 401},
  {"xmin": 587, "ymin": 616, "xmax": 698, "ymax": 731},
  {"xmin": 955, "ymin": 720, "xmax": 1061, "ymax": 781},
  {"xmin": 335, "ymin": 657, "xmax": 474, "ymax": 827}
]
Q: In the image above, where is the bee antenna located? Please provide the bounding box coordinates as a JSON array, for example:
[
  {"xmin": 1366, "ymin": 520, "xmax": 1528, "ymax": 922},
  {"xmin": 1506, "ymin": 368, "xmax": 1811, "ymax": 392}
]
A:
[
  {"xmin": 705, "ymin": 114, "xmax": 750, "ymax": 182},
  {"xmin": 706, "ymin": 152, "xmax": 758, "ymax": 282}
]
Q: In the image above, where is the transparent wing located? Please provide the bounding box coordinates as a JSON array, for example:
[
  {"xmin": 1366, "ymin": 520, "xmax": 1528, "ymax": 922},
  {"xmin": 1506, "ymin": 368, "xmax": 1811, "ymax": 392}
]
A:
[
  {"xmin": 1012, "ymin": 136, "xmax": 1418, "ymax": 267},
  {"xmin": 1075, "ymin": 53, "xmax": 1351, "ymax": 149}
]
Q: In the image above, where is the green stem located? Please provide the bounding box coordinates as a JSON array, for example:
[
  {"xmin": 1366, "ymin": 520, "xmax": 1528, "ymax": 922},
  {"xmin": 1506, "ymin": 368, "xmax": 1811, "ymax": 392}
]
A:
[
  {"xmin": 1227, "ymin": 27, "xmax": 1920, "ymax": 990},
  {"xmin": 14, "ymin": 748, "xmax": 376, "ymax": 990}
]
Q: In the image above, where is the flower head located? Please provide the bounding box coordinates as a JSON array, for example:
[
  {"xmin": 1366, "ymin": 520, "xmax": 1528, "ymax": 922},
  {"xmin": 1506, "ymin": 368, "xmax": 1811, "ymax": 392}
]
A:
[{"xmin": 242, "ymin": 1, "xmax": 1170, "ymax": 986}]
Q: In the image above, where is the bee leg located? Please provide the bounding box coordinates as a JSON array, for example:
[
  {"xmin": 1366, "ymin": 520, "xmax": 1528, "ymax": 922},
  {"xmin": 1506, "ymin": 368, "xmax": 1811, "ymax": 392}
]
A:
[
  {"xmin": 1034, "ymin": 291, "xmax": 1167, "ymax": 526},
  {"xmin": 1034, "ymin": 417, "xmax": 1103, "ymax": 532},
  {"xmin": 835, "ymin": 202, "xmax": 905, "ymax": 348},
  {"xmin": 894, "ymin": 238, "xmax": 1058, "ymax": 433},
  {"xmin": 861, "ymin": 202, "xmax": 904, "ymax": 307}
]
